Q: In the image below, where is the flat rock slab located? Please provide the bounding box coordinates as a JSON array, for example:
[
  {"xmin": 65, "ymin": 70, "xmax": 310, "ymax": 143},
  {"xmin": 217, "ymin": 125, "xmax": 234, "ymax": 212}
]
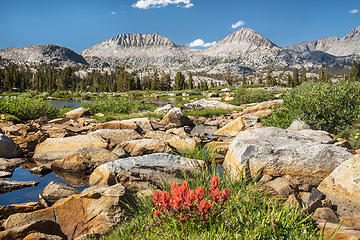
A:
[
  {"xmin": 33, "ymin": 135, "xmax": 108, "ymax": 164},
  {"xmin": 39, "ymin": 181, "xmax": 80, "ymax": 207},
  {"xmin": 89, "ymin": 153, "xmax": 205, "ymax": 190},
  {"xmin": 0, "ymin": 180, "xmax": 39, "ymax": 194},
  {"xmin": 0, "ymin": 202, "xmax": 43, "ymax": 220},
  {"xmin": 0, "ymin": 158, "xmax": 25, "ymax": 172},
  {"xmin": 182, "ymin": 99, "xmax": 239, "ymax": 111},
  {"xmin": 0, "ymin": 171, "xmax": 12, "ymax": 178},
  {"xmin": 224, "ymin": 127, "xmax": 352, "ymax": 186}
]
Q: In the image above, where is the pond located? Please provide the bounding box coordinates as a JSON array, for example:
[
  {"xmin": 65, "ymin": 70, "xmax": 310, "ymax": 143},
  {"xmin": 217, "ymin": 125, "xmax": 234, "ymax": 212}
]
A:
[
  {"xmin": 47, "ymin": 101, "xmax": 82, "ymax": 108},
  {"xmin": 0, "ymin": 167, "xmax": 88, "ymax": 206}
]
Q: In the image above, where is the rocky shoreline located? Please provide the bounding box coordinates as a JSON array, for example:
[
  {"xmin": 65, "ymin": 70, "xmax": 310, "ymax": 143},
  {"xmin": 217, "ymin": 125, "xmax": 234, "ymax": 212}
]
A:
[{"xmin": 0, "ymin": 99, "xmax": 360, "ymax": 239}]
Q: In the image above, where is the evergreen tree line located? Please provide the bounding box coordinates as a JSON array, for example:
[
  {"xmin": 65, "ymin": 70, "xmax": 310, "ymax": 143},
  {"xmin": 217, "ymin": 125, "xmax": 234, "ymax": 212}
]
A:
[{"xmin": 0, "ymin": 63, "xmax": 213, "ymax": 92}]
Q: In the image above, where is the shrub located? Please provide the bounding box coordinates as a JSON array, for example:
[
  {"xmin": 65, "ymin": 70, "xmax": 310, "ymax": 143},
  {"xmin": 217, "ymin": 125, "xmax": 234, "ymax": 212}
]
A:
[
  {"xmin": 231, "ymin": 87, "xmax": 280, "ymax": 105},
  {"xmin": 81, "ymin": 98, "xmax": 149, "ymax": 115},
  {"xmin": 262, "ymin": 81, "xmax": 360, "ymax": 133},
  {"xmin": 0, "ymin": 97, "xmax": 58, "ymax": 121}
]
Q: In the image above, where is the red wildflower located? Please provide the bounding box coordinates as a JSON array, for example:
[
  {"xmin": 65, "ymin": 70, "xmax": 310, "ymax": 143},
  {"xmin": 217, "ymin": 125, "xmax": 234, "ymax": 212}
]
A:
[
  {"xmin": 159, "ymin": 191, "xmax": 171, "ymax": 210},
  {"xmin": 154, "ymin": 210, "xmax": 160, "ymax": 218},
  {"xmin": 209, "ymin": 175, "xmax": 219, "ymax": 192},
  {"xmin": 184, "ymin": 189, "xmax": 195, "ymax": 209},
  {"xmin": 194, "ymin": 185, "xmax": 205, "ymax": 201},
  {"xmin": 198, "ymin": 200, "xmax": 212, "ymax": 216},
  {"xmin": 221, "ymin": 188, "xmax": 230, "ymax": 204}
]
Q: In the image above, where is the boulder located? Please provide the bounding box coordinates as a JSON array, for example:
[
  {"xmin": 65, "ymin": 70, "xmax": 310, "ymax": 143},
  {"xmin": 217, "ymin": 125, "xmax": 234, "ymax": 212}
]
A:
[
  {"xmin": 264, "ymin": 176, "xmax": 298, "ymax": 197},
  {"xmin": 297, "ymin": 129, "xmax": 334, "ymax": 144},
  {"xmin": 13, "ymin": 130, "xmax": 48, "ymax": 157},
  {"xmin": 224, "ymin": 127, "xmax": 352, "ymax": 186},
  {"xmin": 0, "ymin": 134, "xmax": 22, "ymax": 158},
  {"xmin": 144, "ymin": 131, "xmax": 196, "ymax": 152},
  {"xmin": 89, "ymin": 129, "xmax": 142, "ymax": 148},
  {"xmin": 121, "ymin": 118, "xmax": 153, "ymax": 132},
  {"xmin": 39, "ymin": 181, "xmax": 81, "ymax": 207},
  {"xmin": 93, "ymin": 120, "xmax": 138, "ymax": 131},
  {"xmin": 29, "ymin": 166, "xmax": 52, "ymax": 176},
  {"xmin": 0, "ymin": 220, "xmax": 66, "ymax": 240},
  {"xmin": 89, "ymin": 153, "xmax": 205, "ymax": 190},
  {"xmin": 166, "ymin": 127, "xmax": 191, "ymax": 138},
  {"xmin": 24, "ymin": 232, "xmax": 65, "ymax": 240},
  {"xmin": 3, "ymin": 184, "xmax": 132, "ymax": 239},
  {"xmin": 154, "ymin": 104, "xmax": 175, "ymax": 115},
  {"xmin": 182, "ymin": 99, "xmax": 239, "ymax": 111},
  {"xmin": 313, "ymin": 208, "xmax": 339, "ymax": 223},
  {"xmin": 160, "ymin": 108, "xmax": 194, "ymax": 128},
  {"xmin": 51, "ymin": 148, "xmax": 118, "ymax": 173},
  {"xmin": 0, "ymin": 171, "xmax": 12, "ymax": 178},
  {"xmin": 64, "ymin": 107, "xmax": 90, "ymax": 119},
  {"xmin": 120, "ymin": 139, "xmax": 172, "ymax": 156},
  {"xmin": 0, "ymin": 202, "xmax": 43, "ymax": 220},
  {"xmin": 0, "ymin": 180, "xmax": 39, "ymax": 194},
  {"xmin": 190, "ymin": 125, "xmax": 217, "ymax": 136},
  {"xmin": 318, "ymin": 154, "xmax": 360, "ymax": 217},
  {"xmin": 213, "ymin": 115, "xmax": 263, "ymax": 137},
  {"xmin": 240, "ymin": 99, "xmax": 283, "ymax": 117},
  {"xmin": 112, "ymin": 147, "xmax": 128, "ymax": 158},
  {"xmin": 287, "ymin": 119, "xmax": 310, "ymax": 131},
  {"xmin": 0, "ymin": 158, "xmax": 25, "ymax": 172},
  {"xmin": 33, "ymin": 135, "xmax": 108, "ymax": 164}
]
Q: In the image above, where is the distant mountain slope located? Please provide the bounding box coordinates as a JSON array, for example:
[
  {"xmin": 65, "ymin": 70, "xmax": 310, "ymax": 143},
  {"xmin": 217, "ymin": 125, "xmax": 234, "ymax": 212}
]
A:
[
  {"xmin": 327, "ymin": 26, "xmax": 360, "ymax": 56},
  {"xmin": 0, "ymin": 44, "xmax": 88, "ymax": 65},
  {"xmin": 283, "ymin": 37, "xmax": 340, "ymax": 52}
]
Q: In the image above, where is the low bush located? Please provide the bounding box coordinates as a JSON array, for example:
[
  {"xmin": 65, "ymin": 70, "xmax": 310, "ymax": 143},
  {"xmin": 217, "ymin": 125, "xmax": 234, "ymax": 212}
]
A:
[
  {"xmin": 0, "ymin": 97, "xmax": 58, "ymax": 121},
  {"xmin": 81, "ymin": 98, "xmax": 150, "ymax": 115},
  {"xmin": 262, "ymin": 81, "xmax": 360, "ymax": 133},
  {"xmin": 231, "ymin": 87, "xmax": 280, "ymax": 105},
  {"xmin": 103, "ymin": 170, "xmax": 320, "ymax": 239}
]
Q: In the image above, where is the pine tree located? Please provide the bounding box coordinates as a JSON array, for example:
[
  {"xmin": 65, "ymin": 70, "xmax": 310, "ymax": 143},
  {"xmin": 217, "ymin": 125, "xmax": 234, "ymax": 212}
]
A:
[
  {"xmin": 287, "ymin": 73, "xmax": 292, "ymax": 88},
  {"xmin": 300, "ymin": 72, "xmax": 307, "ymax": 84},
  {"xmin": 188, "ymin": 72, "xmax": 194, "ymax": 89},
  {"xmin": 242, "ymin": 75, "xmax": 247, "ymax": 85},
  {"xmin": 319, "ymin": 68, "xmax": 325, "ymax": 82},
  {"xmin": 151, "ymin": 71, "xmax": 159, "ymax": 90},
  {"xmin": 266, "ymin": 69, "xmax": 272, "ymax": 86},
  {"xmin": 348, "ymin": 60, "xmax": 360, "ymax": 81},
  {"xmin": 175, "ymin": 72, "xmax": 185, "ymax": 90},
  {"xmin": 292, "ymin": 68, "xmax": 299, "ymax": 87},
  {"xmin": 135, "ymin": 77, "xmax": 142, "ymax": 90}
]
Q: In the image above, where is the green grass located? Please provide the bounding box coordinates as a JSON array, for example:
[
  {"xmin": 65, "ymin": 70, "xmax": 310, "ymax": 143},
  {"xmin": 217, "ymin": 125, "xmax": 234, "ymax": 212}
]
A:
[
  {"xmin": 102, "ymin": 169, "xmax": 321, "ymax": 240},
  {"xmin": 176, "ymin": 146, "xmax": 218, "ymax": 166},
  {"xmin": 184, "ymin": 108, "xmax": 236, "ymax": 118},
  {"xmin": 81, "ymin": 98, "xmax": 150, "ymax": 115},
  {"xmin": 0, "ymin": 96, "xmax": 59, "ymax": 121},
  {"xmin": 231, "ymin": 87, "xmax": 283, "ymax": 105},
  {"xmin": 90, "ymin": 112, "xmax": 164, "ymax": 122}
]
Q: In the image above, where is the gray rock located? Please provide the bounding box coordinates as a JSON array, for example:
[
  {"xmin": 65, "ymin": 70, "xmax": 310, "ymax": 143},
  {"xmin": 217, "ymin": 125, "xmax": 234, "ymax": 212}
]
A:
[
  {"xmin": 29, "ymin": 166, "xmax": 52, "ymax": 176},
  {"xmin": 0, "ymin": 158, "xmax": 25, "ymax": 172},
  {"xmin": 224, "ymin": 127, "xmax": 352, "ymax": 186},
  {"xmin": 297, "ymin": 129, "xmax": 334, "ymax": 144},
  {"xmin": 287, "ymin": 118, "xmax": 310, "ymax": 131},
  {"xmin": 89, "ymin": 153, "xmax": 205, "ymax": 190},
  {"xmin": 160, "ymin": 108, "xmax": 194, "ymax": 128},
  {"xmin": 183, "ymin": 99, "xmax": 239, "ymax": 111},
  {"xmin": 0, "ymin": 180, "xmax": 39, "ymax": 194},
  {"xmin": 39, "ymin": 181, "xmax": 80, "ymax": 207},
  {"xmin": 0, "ymin": 171, "xmax": 12, "ymax": 178},
  {"xmin": 154, "ymin": 104, "xmax": 175, "ymax": 115},
  {"xmin": 89, "ymin": 129, "xmax": 142, "ymax": 148},
  {"xmin": 112, "ymin": 147, "xmax": 128, "ymax": 158},
  {"xmin": 0, "ymin": 134, "xmax": 22, "ymax": 158},
  {"xmin": 190, "ymin": 125, "xmax": 217, "ymax": 136},
  {"xmin": 120, "ymin": 138, "xmax": 173, "ymax": 157},
  {"xmin": 64, "ymin": 107, "xmax": 90, "ymax": 119}
]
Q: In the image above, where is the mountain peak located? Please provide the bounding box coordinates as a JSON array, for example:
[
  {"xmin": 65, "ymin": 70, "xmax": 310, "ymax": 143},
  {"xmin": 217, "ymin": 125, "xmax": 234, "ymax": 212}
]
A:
[
  {"xmin": 106, "ymin": 32, "xmax": 176, "ymax": 48},
  {"xmin": 326, "ymin": 25, "xmax": 360, "ymax": 56}
]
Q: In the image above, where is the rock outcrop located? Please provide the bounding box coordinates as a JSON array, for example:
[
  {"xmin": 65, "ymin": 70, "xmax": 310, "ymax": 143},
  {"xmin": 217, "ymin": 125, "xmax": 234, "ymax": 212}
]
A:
[{"xmin": 0, "ymin": 134, "xmax": 22, "ymax": 158}]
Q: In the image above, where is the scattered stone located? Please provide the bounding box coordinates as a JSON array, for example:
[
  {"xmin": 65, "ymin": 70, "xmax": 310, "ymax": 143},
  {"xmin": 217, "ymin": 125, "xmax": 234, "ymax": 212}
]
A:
[
  {"xmin": 64, "ymin": 107, "xmax": 90, "ymax": 119},
  {"xmin": 166, "ymin": 127, "xmax": 191, "ymax": 138},
  {"xmin": 33, "ymin": 135, "xmax": 108, "ymax": 164},
  {"xmin": 305, "ymin": 188, "xmax": 326, "ymax": 207},
  {"xmin": 93, "ymin": 120, "xmax": 138, "ymax": 131},
  {"xmin": 0, "ymin": 158, "xmax": 25, "ymax": 172},
  {"xmin": 89, "ymin": 153, "xmax": 205, "ymax": 190},
  {"xmin": 318, "ymin": 154, "xmax": 360, "ymax": 217},
  {"xmin": 39, "ymin": 181, "xmax": 80, "ymax": 207},
  {"xmin": 3, "ymin": 184, "xmax": 133, "ymax": 239},
  {"xmin": 0, "ymin": 180, "xmax": 39, "ymax": 194},
  {"xmin": 264, "ymin": 176, "xmax": 298, "ymax": 197},
  {"xmin": 51, "ymin": 148, "xmax": 118, "ymax": 173},
  {"xmin": 120, "ymin": 138, "xmax": 172, "ymax": 157},
  {"xmin": 313, "ymin": 207, "xmax": 339, "ymax": 223},
  {"xmin": 0, "ymin": 202, "xmax": 43, "ymax": 220},
  {"xmin": 89, "ymin": 129, "xmax": 142, "ymax": 148},
  {"xmin": 223, "ymin": 127, "xmax": 352, "ymax": 186},
  {"xmin": 160, "ymin": 108, "xmax": 194, "ymax": 128},
  {"xmin": 0, "ymin": 220, "xmax": 66, "ymax": 240},
  {"xmin": 190, "ymin": 125, "xmax": 217, "ymax": 136},
  {"xmin": 29, "ymin": 166, "xmax": 52, "ymax": 176},
  {"xmin": 0, "ymin": 134, "xmax": 22, "ymax": 158},
  {"xmin": 121, "ymin": 118, "xmax": 153, "ymax": 132},
  {"xmin": 144, "ymin": 131, "xmax": 196, "ymax": 152}
]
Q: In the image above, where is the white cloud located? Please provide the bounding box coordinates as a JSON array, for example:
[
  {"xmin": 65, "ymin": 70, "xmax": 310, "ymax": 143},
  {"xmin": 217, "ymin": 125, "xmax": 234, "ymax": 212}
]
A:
[
  {"xmin": 350, "ymin": 9, "xmax": 359, "ymax": 14},
  {"xmin": 189, "ymin": 39, "xmax": 216, "ymax": 48},
  {"xmin": 231, "ymin": 20, "xmax": 245, "ymax": 29},
  {"xmin": 132, "ymin": 0, "xmax": 194, "ymax": 9},
  {"xmin": 111, "ymin": 11, "xmax": 117, "ymax": 15}
]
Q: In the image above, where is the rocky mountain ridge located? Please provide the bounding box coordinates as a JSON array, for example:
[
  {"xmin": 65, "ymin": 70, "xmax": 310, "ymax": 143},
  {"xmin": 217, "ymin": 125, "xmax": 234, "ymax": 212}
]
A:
[{"xmin": 1, "ymin": 26, "xmax": 360, "ymax": 73}]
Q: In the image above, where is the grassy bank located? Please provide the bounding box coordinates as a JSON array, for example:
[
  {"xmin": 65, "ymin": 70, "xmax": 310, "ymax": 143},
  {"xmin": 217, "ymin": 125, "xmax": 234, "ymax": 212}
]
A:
[{"xmin": 103, "ymin": 169, "xmax": 320, "ymax": 240}]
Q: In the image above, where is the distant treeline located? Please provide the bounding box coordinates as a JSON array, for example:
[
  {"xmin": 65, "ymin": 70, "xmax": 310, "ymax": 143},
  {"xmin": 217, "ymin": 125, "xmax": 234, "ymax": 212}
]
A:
[{"xmin": 0, "ymin": 60, "xmax": 359, "ymax": 92}]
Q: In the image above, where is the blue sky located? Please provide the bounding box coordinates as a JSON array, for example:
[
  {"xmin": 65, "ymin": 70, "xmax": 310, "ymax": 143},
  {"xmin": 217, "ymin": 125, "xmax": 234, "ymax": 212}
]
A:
[{"xmin": 0, "ymin": 0, "xmax": 359, "ymax": 52}]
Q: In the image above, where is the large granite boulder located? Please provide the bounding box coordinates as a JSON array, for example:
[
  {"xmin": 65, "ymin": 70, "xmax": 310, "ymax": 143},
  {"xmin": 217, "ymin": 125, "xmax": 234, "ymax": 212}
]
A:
[
  {"xmin": 64, "ymin": 107, "xmax": 90, "ymax": 119},
  {"xmin": 144, "ymin": 131, "xmax": 196, "ymax": 151},
  {"xmin": 33, "ymin": 135, "xmax": 108, "ymax": 164},
  {"xmin": 120, "ymin": 139, "xmax": 173, "ymax": 156},
  {"xmin": 182, "ymin": 99, "xmax": 239, "ymax": 111},
  {"xmin": 318, "ymin": 154, "xmax": 360, "ymax": 217},
  {"xmin": 159, "ymin": 108, "xmax": 194, "ymax": 128},
  {"xmin": 3, "ymin": 184, "xmax": 132, "ymax": 239},
  {"xmin": 88, "ymin": 129, "xmax": 142, "ymax": 148},
  {"xmin": 0, "ymin": 134, "xmax": 22, "ymax": 158},
  {"xmin": 89, "ymin": 153, "xmax": 205, "ymax": 190},
  {"xmin": 51, "ymin": 148, "xmax": 118, "ymax": 173},
  {"xmin": 39, "ymin": 181, "xmax": 81, "ymax": 207},
  {"xmin": 223, "ymin": 127, "xmax": 352, "ymax": 186},
  {"xmin": 0, "ymin": 202, "xmax": 43, "ymax": 221}
]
